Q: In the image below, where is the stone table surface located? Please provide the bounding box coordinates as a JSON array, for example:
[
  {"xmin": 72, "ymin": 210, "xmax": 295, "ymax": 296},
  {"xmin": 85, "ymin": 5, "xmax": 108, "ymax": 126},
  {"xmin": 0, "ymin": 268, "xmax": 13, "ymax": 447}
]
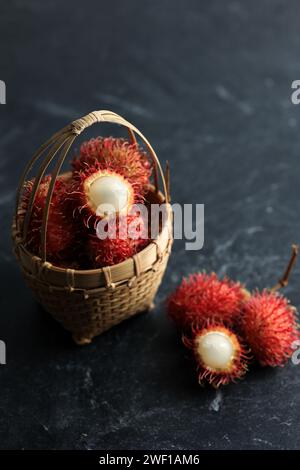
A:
[{"xmin": 1, "ymin": 0, "xmax": 300, "ymax": 450}]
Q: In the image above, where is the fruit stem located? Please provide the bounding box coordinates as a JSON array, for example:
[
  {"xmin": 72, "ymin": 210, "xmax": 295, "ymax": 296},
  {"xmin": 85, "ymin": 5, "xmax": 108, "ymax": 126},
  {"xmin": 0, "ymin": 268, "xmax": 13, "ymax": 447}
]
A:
[{"xmin": 270, "ymin": 244, "xmax": 299, "ymax": 292}]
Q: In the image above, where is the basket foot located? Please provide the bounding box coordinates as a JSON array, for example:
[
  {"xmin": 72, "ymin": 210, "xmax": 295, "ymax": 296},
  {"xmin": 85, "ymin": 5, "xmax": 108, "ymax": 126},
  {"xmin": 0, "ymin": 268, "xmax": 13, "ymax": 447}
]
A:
[
  {"xmin": 148, "ymin": 301, "xmax": 155, "ymax": 311},
  {"xmin": 72, "ymin": 334, "xmax": 92, "ymax": 346}
]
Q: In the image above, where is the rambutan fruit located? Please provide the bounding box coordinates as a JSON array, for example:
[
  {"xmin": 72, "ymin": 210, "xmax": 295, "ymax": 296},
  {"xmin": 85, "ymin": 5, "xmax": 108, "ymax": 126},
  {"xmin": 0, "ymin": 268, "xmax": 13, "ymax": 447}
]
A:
[
  {"xmin": 183, "ymin": 324, "xmax": 250, "ymax": 387},
  {"xmin": 70, "ymin": 137, "xmax": 152, "ymax": 228},
  {"xmin": 240, "ymin": 290, "xmax": 299, "ymax": 367},
  {"xmin": 167, "ymin": 273, "xmax": 247, "ymax": 330},
  {"xmin": 21, "ymin": 175, "xmax": 81, "ymax": 265},
  {"xmin": 88, "ymin": 212, "xmax": 149, "ymax": 268}
]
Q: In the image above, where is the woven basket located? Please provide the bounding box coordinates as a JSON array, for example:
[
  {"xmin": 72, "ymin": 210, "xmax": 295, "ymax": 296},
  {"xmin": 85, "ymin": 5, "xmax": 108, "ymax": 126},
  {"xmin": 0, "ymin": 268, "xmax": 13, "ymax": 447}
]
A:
[{"xmin": 12, "ymin": 110, "xmax": 172, "ymax": 344}]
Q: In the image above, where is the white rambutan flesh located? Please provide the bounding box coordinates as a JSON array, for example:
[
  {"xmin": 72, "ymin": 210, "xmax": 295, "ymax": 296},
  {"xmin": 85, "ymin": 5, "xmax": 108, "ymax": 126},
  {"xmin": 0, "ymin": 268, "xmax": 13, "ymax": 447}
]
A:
[
  {"xmin": 84, "ymin": 171, "xmax": 134, "ymax": 218},
  {"xmin": 195, "ymin": 331, "xmax": 234, "ymax": 370},
  {"xmin": 183, "ymin": 324, "xmax": 250, "ymax": 387},
  {"xmin": 90, "ymin": 175, "xmax": 130, "ymax": 216}
]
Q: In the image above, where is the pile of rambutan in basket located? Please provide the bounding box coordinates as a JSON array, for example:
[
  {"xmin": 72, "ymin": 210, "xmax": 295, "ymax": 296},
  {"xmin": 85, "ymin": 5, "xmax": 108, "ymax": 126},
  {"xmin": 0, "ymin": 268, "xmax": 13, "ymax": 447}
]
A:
[
  {"xmin": 20, "ymin": 137, "xmax": 153, "ymax": 269},
  {"xmin": 167, "ymin": 246, "xmax": 300, "ymax": 388}
]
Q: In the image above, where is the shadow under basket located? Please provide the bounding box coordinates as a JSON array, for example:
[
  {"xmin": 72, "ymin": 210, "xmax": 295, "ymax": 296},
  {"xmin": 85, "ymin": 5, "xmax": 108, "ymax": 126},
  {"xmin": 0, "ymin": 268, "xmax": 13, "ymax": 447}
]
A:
[{"xmin": 12, "ymin": 110, "xmax": 173, "ymax": 345}]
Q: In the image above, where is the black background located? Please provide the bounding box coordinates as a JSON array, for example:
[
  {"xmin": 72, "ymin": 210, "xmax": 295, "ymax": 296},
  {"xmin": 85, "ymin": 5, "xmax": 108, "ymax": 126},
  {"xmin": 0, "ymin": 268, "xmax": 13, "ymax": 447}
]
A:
[{"xmin": 1, "ymin": 0, "xmax": 300, "ymax": 450}]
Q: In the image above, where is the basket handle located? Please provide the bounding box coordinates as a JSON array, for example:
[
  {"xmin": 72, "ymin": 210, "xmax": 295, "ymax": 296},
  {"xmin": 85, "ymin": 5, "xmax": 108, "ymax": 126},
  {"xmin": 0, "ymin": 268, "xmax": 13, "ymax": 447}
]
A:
[
  {"xmin": 16, "ymin": 110, "xmax": 169, "ymax": 262},
  {"xmin": 70, "ymin": 110, "xmax": 168, "ymax": 200}
]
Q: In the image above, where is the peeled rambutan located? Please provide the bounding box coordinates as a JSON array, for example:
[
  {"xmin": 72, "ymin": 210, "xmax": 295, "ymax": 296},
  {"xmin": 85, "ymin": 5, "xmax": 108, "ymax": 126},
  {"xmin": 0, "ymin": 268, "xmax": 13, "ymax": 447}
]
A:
[
  {"xmin": 183, "ymin": 323, "xmax": 250, "ymax": 387},
  {"xmin": 241, "ymin": 290, "xmax": 300, "ymax": 367},
  {"xmin": 70, "ymin": 137, "xmax": 152, "ymax": 228},
  {"xmin": 21, "ymin": 175, "xmax": 80, "ymax": 265},
  {"xmin": 167, "ymin": 273, "xmax": 247, "ymax": 330},
  {"xmin": 88, "ymin": 212, "xmax": 149, "ymax": 268}
]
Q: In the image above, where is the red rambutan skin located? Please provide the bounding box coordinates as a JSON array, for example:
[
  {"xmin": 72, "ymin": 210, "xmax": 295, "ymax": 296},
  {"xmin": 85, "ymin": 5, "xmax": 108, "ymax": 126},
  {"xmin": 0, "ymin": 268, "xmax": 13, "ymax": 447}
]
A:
[
  {"xmin": 72, "ymin": 137, "xmax": 152, "ymax": 186},
  {"xmin": 241, "ymin": 290, "xmax": 300, "ymax": 367},
  {"xmin": 21, "ymin": 175, "xmax": 82, "ymax": 266},
  {"xmin": 167, "ymin": 273, "xmax": 247, "ymax": 330},
  {"xmin": 183, "ymin": 323, "xmax": 250, "ymax": 388},
  {"xmin": 70, "ymin": 137, "xmax": 152, "ymax": 228},
  {"xmin": 88, "ymin": 212, "xmax": 149, "ymax": 268}
]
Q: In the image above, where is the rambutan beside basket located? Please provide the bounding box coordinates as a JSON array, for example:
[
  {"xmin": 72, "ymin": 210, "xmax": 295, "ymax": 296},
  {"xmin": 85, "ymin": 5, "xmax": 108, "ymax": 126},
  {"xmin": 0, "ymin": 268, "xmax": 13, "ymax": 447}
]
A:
[{"xmin": 12, "ymin": 110, "xmax": 172, "ymax": 345}]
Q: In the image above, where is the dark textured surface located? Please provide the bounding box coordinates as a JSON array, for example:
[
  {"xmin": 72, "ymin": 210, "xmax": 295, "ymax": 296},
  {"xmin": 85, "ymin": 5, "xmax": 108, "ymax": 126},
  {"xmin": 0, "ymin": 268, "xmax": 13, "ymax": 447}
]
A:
[{"xmin": 1, "ymin": 0, "xmax": 300, "ymax": 450}]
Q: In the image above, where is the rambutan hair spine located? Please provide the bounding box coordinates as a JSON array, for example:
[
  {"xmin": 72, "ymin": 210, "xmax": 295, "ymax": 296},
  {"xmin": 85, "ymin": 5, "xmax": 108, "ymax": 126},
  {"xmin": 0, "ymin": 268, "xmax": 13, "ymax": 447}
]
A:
[
  {"xmin": 167, "ymin": 272, "xmax": 249, "ymax": 331},
  {"xmin": 183, "ymin": 322, "xmax": 251, "ymax": 388},
  {"xmin": 20, "ymin": 174, "xmax": 82, "ymax": 266},
  {"xmin": 69, "ymin": 137, "xmax": 153, "ymax": 230},
  {"xmin": 240, "ymin": 244, "xmax": 300, "ymax": 367},
  {"xmin": 241, "ymin": 289, "xmax": 300, "ymax": 367},
  {"xmin": 88, "ymin": 211, "xmax": 149, "ymax": 268}
]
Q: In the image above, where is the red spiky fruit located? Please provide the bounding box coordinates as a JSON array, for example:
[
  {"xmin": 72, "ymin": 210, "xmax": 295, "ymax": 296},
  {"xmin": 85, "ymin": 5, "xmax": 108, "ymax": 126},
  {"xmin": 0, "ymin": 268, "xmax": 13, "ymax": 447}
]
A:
[
  {"xmin": 241, "ymin": 290, "xmax": 300, "ymax": 367},
  {"xmin": 183, "ymin": 323, "xmax": 250, "ymax": 387},
  {"xmin": 167, "ymin": 273, "xmax": 248, "ymax": 330},
  {"xmin": 20, "ymin": 175, "xmax": 80, "ymax": 265},
  {"xmin": 88, "ymin": 212, "xmax": 149, "ymax": 268},
  {"xmin": 70, "ymin": 137, "xmax": 152, "ymax": 229}
]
